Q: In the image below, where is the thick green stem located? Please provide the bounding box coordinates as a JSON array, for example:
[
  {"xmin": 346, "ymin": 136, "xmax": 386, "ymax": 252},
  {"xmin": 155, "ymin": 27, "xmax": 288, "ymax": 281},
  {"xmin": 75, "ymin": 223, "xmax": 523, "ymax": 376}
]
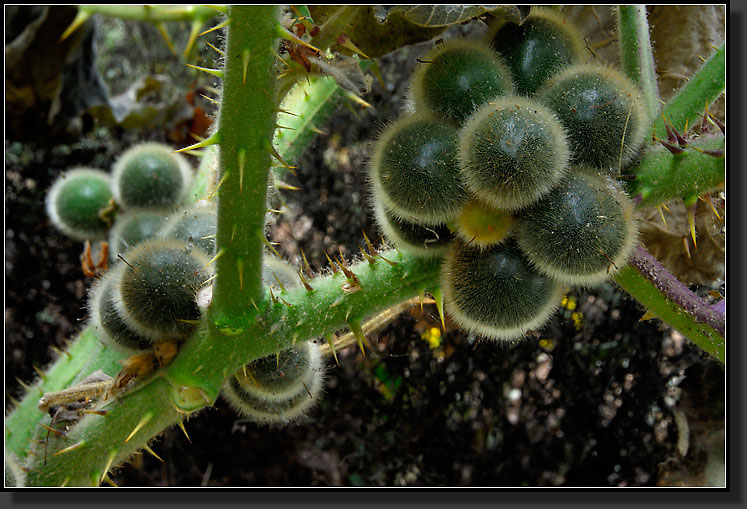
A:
[
  {"xmin": 211, "ymin": 6, "xmax": 280, "ymax": 321},
  {"xmin": 654, "ymin": 41, "xmax": 725, "ymax": 138},
  {"xmin": 617, "ymin": 5, "xmax": 660, "ymax": 133}
]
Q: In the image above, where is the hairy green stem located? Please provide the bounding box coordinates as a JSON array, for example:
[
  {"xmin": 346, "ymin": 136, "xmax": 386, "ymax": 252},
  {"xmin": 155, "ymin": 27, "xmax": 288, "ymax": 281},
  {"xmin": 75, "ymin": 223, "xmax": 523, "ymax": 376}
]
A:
[{"xmin": 617, "ymin": 5, "xmax": 661, "ymax": 133}]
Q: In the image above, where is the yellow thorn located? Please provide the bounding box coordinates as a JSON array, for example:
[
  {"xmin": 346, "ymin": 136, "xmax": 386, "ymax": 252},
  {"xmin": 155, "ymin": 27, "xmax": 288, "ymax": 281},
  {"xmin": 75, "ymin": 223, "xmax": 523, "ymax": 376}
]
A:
[
  {"xmin": 682, "ymin": 236, "xmax": 692, "ymax": 260},
  {"xmin": 249, "ymin": 298, "xmax": 260, "ymax": 312},
  {"xmin": 242, "ymin": 48, "xmax": 251, "ymax": 85},
  {"xmin": 177, "ymin": 421, "xmax": 191, "ymax": 443},
  {"xmin": 100, "ymin": 449, "xmax": 117, "ymax": 484},
  {"xmin": 185, "ymin": 63, "xmax": 224, "ymax": 79},
  {"xmin": 155, "ymin": 22, "xmax": 176, "ymax": 55},
  {"xmin": 657, "ymin": 205, "xmax": 668, "ymax": 229},
  {"xmin": 419, "ymin": 287, "xmax": 425, "ymax": 311},
  {"xmin": 53, "ymin": 440, "xmax": 85, "ymax": 457},
  {"xmin": 183, "ymin": 19, "xmax": 203, "ymax": 57},
  {"xmin": 142, "ymin": 444, "xmax": 164, "ymax": 463},
  {"xmin": 325, "ymin": 333, "xmax": 340, "ymax": 366},
  {"xmin": 199, "ymin": 93, "xmax": 220, "ymax": 105},
  {"xmin": 60, "ymin": 477, "xmax": 70, "ymax": 487},
  {"xmin": 697, "ymin": 54, "xmax": 707, "ymax": 63},
  {"xmin": 686, "ymin": 206, "xmax": 697, "ymax": 249},
  {"xmin": 704, "ymin": 194, "xmax": 723, "ymax": 222},
  {"xmin": 238, "ymin": 147, "xmax": 246, "ymax": 193},
  {"xmin": 102, "ymin": 475, "xmax": 119, "ymax": 487},
  {"xmin": 349, "ymin": 321, "xmax": 369, "ymax": 356},
  {"xmin": 260, "ymin": 233, "xmax": 282, "ymax": 258},
  {"xmin": 207, "ymin": 170, "xmax": 229, "ymax": 200},
  {"xmin": 200, "ymin": 248, "xmax": 225, "ymax": 272},
  {"xmin": 237, "ymin": 258, "xmax": 244, "ymax": 290},
  {"xmin": 174, "ymin": 131, "xmax": 221, "ymax": 153},
  {"xmin": 344, "ymin": 91, "xmax": 374, "ymax": 110},
  {"xmin": 276, "ymin": 182, "xmax": 301, "ymax": 191},
  {"xmin": 432, "ymin": 288, "xmax": 446, "ymax": 330},
  {"xmin": 276, "ymin": 24, "xmax": 322, "ymax": 54},
  {"xmin": 639, "ymin": 310, "xmax": 656, "ymax": 322},
  {"xmin": 125, "ymin": 412, "xmax": 153, "ymax": 444},
  {"xmin": 198, "ymin": 18, "xmax": 230, "ymax": 37},
  {"xmin": 205, "ymin": 40, "xmax": 224, "ymax": 56},
  {"xmin": 201, "ymin": 273, "xmax": 217, "ymax": 286},
  {"xmin": 58, "ymin": 10, "xmax": 91, "ymax": 42},
  {"xmin": 231, "ymin": 224, "xmax": 237, "ymax": 244},
  {"xmin": 273, "ymin": 272, "xmax": 288, "ymax": 293}
]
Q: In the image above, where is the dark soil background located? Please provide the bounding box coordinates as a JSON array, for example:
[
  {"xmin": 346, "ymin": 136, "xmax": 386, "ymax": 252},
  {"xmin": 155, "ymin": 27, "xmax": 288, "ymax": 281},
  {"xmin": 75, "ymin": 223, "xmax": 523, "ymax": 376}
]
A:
[{"xmin": 5, "ymin": 6, "xmax": 726, "ymax": 487}]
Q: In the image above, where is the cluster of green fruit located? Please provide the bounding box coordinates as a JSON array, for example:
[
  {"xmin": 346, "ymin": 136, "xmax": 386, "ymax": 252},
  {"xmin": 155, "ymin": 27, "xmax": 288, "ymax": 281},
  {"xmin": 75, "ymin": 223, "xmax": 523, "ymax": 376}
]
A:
[
  {"xmin": 45, "ymin": 142, "xmax": 325, "ymax": 425},
  {"xmin": 369, "ymin": 8, "xmax": 641, "ymax": 341}
]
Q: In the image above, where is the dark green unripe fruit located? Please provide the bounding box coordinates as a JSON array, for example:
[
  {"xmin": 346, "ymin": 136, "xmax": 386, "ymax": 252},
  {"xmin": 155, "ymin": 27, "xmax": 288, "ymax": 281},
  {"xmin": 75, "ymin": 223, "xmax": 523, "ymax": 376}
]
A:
[
  {"xmin": 89, "ymin": 265, "xmax": 152, "ymax": 352},
  {"xmin": 370, "ymin": 114, "xmax": 468, "ymax": 224},
  {"xmin": 109, "ymin": 208, "xmax": 169, "ymax": 261},
  {"xmin": 442, "ymin": 238, "xmax": 563, "ymax": 341},
  {"xmin": 45, "ymin": 168, "xmax": 113, "ymax": 241},
  {"xmin": 222, "ymin": 341, "xmax": 325, "ymax": 425},
  {"xmin": 112, "ymin": 142, "xmax": 193, "ymax": 209},
  {"xmin": 117, "ymin": 238, "xmax": 212, "ymax": 341},
  {"xmin": 515, "ymin": 168, "xmax": 637, "ymax": 286},
  {"xmin": 487, "ymin": 7, "xmax": 584, "ymax": 95},
  {"xmin": 538, "ymin": 63, "xmax": 646, "ymax": 171},
  {"xmin": 160, "ymin": 204, "xmax": 217, "ymax": 257},
  {"xmin": 411, "ymin": 39, "xmax": 513, "ymax": 124},
  {"xmin": 459, "ymin": 96, "xmax": 570, "ymax": 211},
  {"xmin": 454, "ymin": 199, "xmax": 513, "ymax": 249},
  {"xmin": 373, "ymin": 200, "xmax": 453, "ymax": 258}
]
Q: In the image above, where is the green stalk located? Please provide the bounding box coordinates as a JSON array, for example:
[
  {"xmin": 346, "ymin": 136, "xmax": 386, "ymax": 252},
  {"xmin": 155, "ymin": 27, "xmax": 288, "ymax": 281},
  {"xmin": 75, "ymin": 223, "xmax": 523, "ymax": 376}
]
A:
[
  {"xmin": 211, "ymin": 5, "xmax": 280, "ymax": 322},
  {"xmin": 654, "ymin": 41, "xmax": 725, "ymax": 138},
  {"xmin": 617, "ymin": 5, "xmax": 661, "ymax": 132}
]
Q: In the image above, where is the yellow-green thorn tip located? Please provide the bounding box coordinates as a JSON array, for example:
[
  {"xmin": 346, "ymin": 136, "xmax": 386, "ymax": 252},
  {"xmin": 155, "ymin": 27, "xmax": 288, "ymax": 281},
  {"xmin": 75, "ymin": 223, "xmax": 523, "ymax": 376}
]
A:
[
  {"xmin": 177, "ymin": 421, "xmax": 191, "ymax": 443},
  {"xmin": 208, "ymin": 170, "xmax": 229, "ymax": 200},
  {"xmin": 58, "ymin": 9, "xmax": 91, "ymax": 42},
  {"xmin": 156, "ymin": 22, "xmax": 176, "ymax": 54},
  {"xmin": 275, "ymin": 23, "xmax": 322, "ymax": 54},
  {"xmin": 242, "ymin": 48, "xmax": 251, "ymax": 85},
  {"xmin": 349, "ymin": 320, "xmax": 370, "ymax": 356},
  {"xmin": 238, "ymin": 147, "xmax": 247, "ymax": 193},
  {"xmin": 200, "ymin": 247, "xmax": 225, "ymax": 272},
  {"xmin": 143, "ymin": 444, "xmax": 164, "ymax": 463},
  {"xmin": 432, "ymin": 288, "xmax": 446, "ymax": 330},
  {"xmin": 174, "ymin": 131, "xmax": 222, "ymax": 153},
  {"xmin": 205, "ymin": 40, "xmax": 224, "ymax": 56},
  {"xmin": 185, "ymin": 63, "xmax": 224, "ymax": 79},
  {"xmin": 100, "ymin": 449, "xmax": 117, "ymax": 484},
  {"xmin": 198, "ymin": 18, "xmax": 230, "ymax": 37},
  {"xmin": 124, "ymin": 412, "xmax": 153, "ymax": 444},
  {"xmin": 419, "ymin": 287, "xmax": 426, "ymax": 311},
  {"xmin": 237, "ymin": 257, "xmax": 244, "ymax": 290},
  {"xmin": 325, "ymin": 333, "xmax": 340, "ymax": 366},
  {"xmin": 53, "ymin": 440, "xmax": 85, "ymax": 457},
  {"xmin": 184, "ymin": 19, "xmax": 203, "ymax": 57},
  {"xmin": 684, "ymin": 195, "xmax": 698, "ymax": 249},
  {"xmin": 260, "ymin": 233, "xmax": 282, "ymax": 258}
]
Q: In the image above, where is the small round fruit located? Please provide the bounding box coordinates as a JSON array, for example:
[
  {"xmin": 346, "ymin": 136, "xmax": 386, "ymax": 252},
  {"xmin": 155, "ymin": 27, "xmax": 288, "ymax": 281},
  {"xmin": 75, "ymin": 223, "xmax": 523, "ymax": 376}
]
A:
[
  {"xmin": 370, "ymin": 114, "xmax": 467, "ymax": 225},
  {"xmin": 116, "ymin": 238, "xmax": 212, "ymax": 341},
  {"xmin": 45, "ymin": 168, "xmax": 113, "ymax": 241},
  {"xmin": 262, "ymin": 256, "xmax": 301, "ymax": 291},
  {"xmin": 458, "ymin": 96, "xmax": 570, "ymax": 211},
  {"xmin": 88, "ymin": 264, "xmax": 152, "ymax": 352},
  {"xmin": 112, "ymin": 142, "xmax": 193, "ymax": 209},
  {"xmin": 453, "ymin": 199, "xmax": 513, "ymax": 249},
  {"xmin": 515, "ymin": 168, "xmax": 637, "ymax": 286},
  {"xmin": 222, "ymin": 341, "xmax": 325, "ymax": 426},
  {"xmin": 487, "ymin": 7, "xmax": 584, "ymax": 95},
  {"xmin": 109, "ymin": 208, "xmax": 168, "ymax": 261},
  {"xmin": 411, "ymin": 38, "xmax": 514, "ymax": 124},
  {"xmin": 538, "ymin": 63, "xmax": 646, "ymax": 171},
  {"xmin": 160, "ymin": 203, "xmax": 217, "ymax": 257},
  {"xmin": 442, "ymin": 238, "xmax": 563, "ymax": 341},
  {"xmin": 373, "ymin": 200, "xmax": 453, "ymax": 258}
]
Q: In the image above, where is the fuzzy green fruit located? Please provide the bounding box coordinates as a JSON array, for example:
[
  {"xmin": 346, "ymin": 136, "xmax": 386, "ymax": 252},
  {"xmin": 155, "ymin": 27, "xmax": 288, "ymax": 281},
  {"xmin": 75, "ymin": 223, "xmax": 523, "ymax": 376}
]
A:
[
  {"xmin": 116, "ymin": 238, "xmax": 212, "ymax": 341},
  {"xmin": 370, "ymin": 113, "xmax": 467, "ymax": 224},
  {"xmin": 112, "ymin": 142, "xmax": 193, "ymax": 209},
  {"xmin": 442, "ymin": 238, "xmax": 563, "ymax": 341},
  {"xmin": 45, "ymin": 168, "xmax": 113, "ymax": 241},
  {"xmin": 538, "ymin": 63, "xmax": 646, "ymax": 171},
  {"xmin": 411, "ymin": 38, "xmax": 513, "ymax": 124},
  {"xmin": 487, "ymin": 7, "xmax": 584, "ymax": 95},
  {"xmin": 515, "ymin": 168, "xmax": 637, "ymax": 286},
  {"xmin": 453, "ymin": 199, "xmax": 513, "ymax": 249},
  {"xmin": 160, "ymin": 203, "xmax": 217, "ymax": 257},
  {"xmin": 458, "ymin": 96, "xmax": 570, "ymax": 211},
  {"xmin": 373, "ymin": 200, "xmax": 453, "ymax": 258},
  {"xmin": 109, "ymin": 208, "xmax": 169, "ymax": 261},
  {"xmin": 89, "ymin": 264, "xmax": 153, "ymax": 351}
]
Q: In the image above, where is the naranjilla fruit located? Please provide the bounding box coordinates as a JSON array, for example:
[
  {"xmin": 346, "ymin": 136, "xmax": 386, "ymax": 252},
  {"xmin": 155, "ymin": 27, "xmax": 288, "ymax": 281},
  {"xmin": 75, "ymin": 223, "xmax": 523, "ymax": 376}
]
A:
[
  {"xmin": 538, "ymin": 63, "xmax": 646, "ymax": 171},
  {"xmin": 112, "ymin": 142, "xmax": 194, "ymax": 209},
  {"xmin": 370, "ymin": 113, "xmax": 467, "ymax": 224},
  {"xmin": 108, "ymin": 208, "xmax": 169, "ymax": 261},
  {"xmin": 88, "ymin": 264, "xmax": 152, "ymax": 352},
  {"xmin": 222, "ymin": 340, "xmax": 325, "ymax": 425},
  {"xmin": 160, "ymin": 203, "xmax": 217, "ymax": 257},
  {"xmin": 458, "ymin": 96, "xmax": 570, "ymax": 211},
  {"xmin": 411, "ymin": 38, "xmax": 514, "ymax": 124},
  {"xmin": 442, "ymin": 238, "xmax": 563, "ymax": 341},
  {"xmin": 45, "ymin": 168, "xmax": 113, "ymax": 241},
  {"xmin": 515, "ymin": 168, "xmax": 637, "ymax": 286},
  {"xmin": 487, "ymin": 7, "xmax": 584, "ymax": 95},
  {"xmin": 373, "ymin": 200, "xmax": 453, "ymax": 258},
  {"xmin": 116, "ymin": 238, "xmax": 212, "ymax": 341},
  {"xmin": 453, "ymin": 199, "xmax": 513, "ymax": 249}
]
